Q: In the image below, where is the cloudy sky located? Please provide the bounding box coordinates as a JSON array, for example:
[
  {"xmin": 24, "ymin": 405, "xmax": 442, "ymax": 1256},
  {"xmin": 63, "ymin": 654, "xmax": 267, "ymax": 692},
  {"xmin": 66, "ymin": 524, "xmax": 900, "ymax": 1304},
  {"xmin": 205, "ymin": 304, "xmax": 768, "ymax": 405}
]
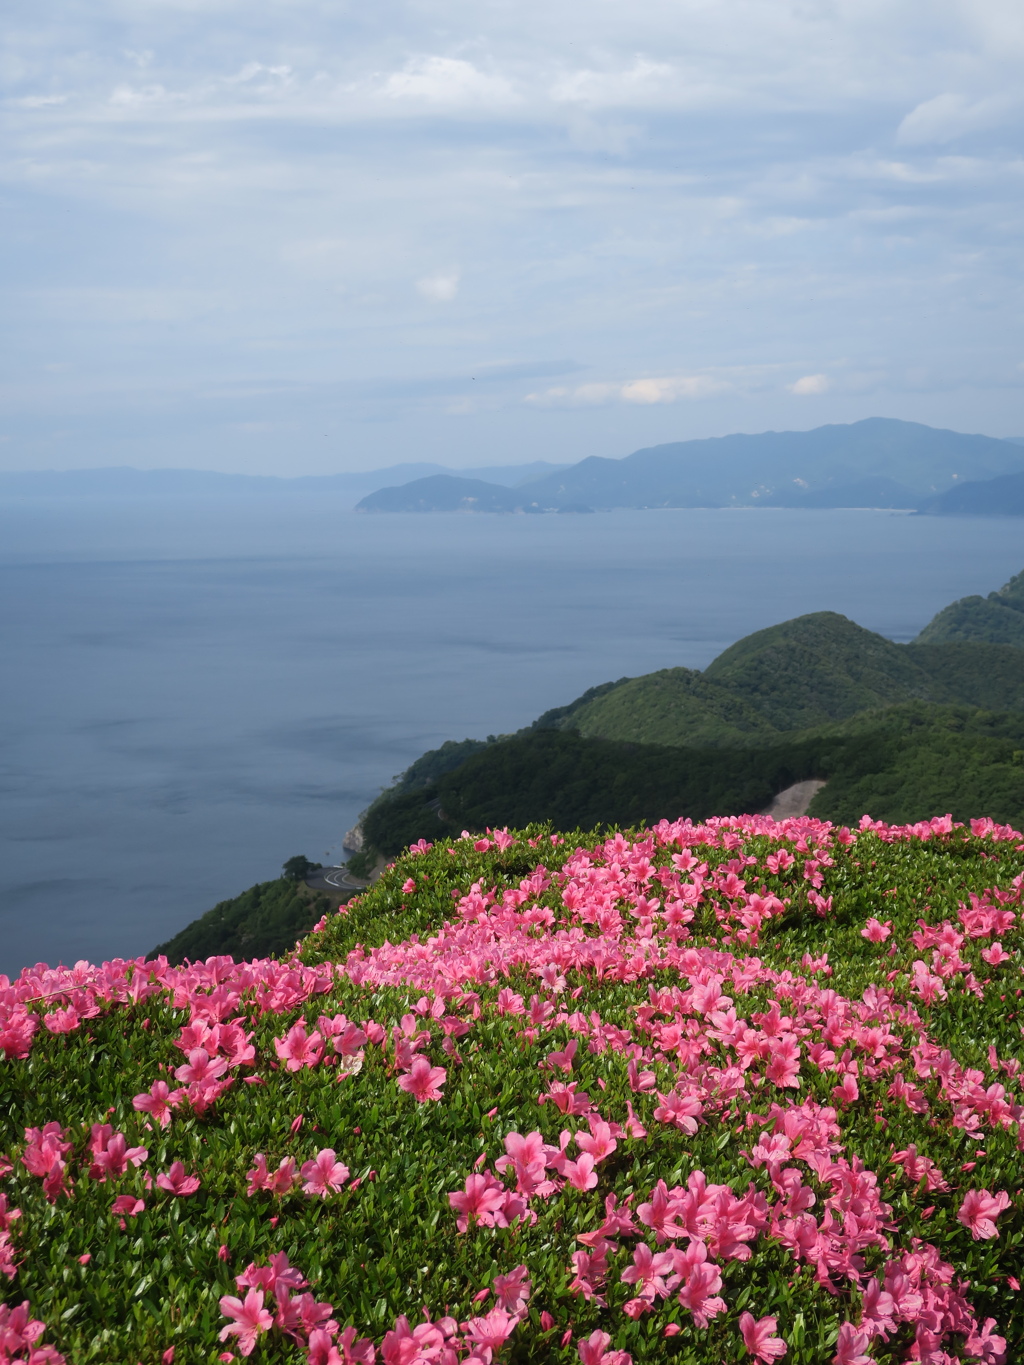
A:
[{"xmin": 3, "ymin": 0, "xmax": 1023, "ymax": 474}]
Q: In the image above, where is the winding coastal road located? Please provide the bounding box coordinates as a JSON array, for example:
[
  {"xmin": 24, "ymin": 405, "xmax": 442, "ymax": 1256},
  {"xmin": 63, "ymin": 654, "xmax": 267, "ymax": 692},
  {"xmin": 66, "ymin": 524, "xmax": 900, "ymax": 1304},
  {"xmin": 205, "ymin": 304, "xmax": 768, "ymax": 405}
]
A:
[{"xmin": 303, "ymin": 865, "xmax": 369, "ymax": 896}]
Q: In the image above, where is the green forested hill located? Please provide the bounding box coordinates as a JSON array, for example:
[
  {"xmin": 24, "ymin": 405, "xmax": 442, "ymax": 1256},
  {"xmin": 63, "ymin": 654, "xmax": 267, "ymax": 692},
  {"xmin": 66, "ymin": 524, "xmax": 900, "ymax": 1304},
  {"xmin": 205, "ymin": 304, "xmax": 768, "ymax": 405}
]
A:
[
  {"xmin": 557, "ymin": 665, "xmax": 779, "ymax": 747},
  {"xmin": 152, "ymin": 879, "xmax": 334, "ymax": 964},
  {"xmin": 805, "ymin": 703, "xmax": 1024, "ymax": 827},
  {"xmin": 563, "ymin": 612, "xmax": 1024, "ymax": 745},
  {"xmin": 351, "ymin": 704, "xmax": 1024, "ymax": 861},
  {"xmin": 915, "ymin": 568, "xmax": 1024, "ymax": 647}
]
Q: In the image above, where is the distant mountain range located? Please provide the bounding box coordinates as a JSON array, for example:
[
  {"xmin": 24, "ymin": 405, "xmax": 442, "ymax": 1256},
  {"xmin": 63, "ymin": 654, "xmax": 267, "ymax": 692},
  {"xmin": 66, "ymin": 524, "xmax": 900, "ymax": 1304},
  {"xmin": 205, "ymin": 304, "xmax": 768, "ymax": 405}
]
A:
[
  {"xmin": 0, "ymin": 460, "xmax": 568, "ymax": 503},
  {"xmin": 356, "ymin": 418, "xmax": 1024, "ymax": 514},
  {"xmin": 919, "ymin": 469, "xmax": 1024, "ymax": 517},
  {"xmin": 6, "ymin": 418, "xmax": 1024, "ymax": 514}
]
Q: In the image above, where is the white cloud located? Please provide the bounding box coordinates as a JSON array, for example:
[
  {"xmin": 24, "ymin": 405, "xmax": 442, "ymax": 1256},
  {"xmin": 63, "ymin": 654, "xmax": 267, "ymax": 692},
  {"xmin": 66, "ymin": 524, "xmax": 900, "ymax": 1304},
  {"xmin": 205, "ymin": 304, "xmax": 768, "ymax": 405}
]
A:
[
  {"xmin": 550, "ymin": 58, "xmax": 676, "ymax": 108},
  {"xmin": 12, "ymin": 94, "xmax": 69, "ymax": 108},
  {"xmin": 417, "ymin": 270, "xmax": 460, "ymax": 302},
  {"xmin": 380, "ymin": 56, "xmax": 515, "ymax": 107},
  {"xmin": 228, "ymin": 62, "xmax": 292, "ymax": 85},
  {"xmin": 525, "ymin": 374, "xmax": 730, "ymax": 407},
  {"xmin": 788, "ymin": 374, "xmax": 830, "ymax": 395},
  {"xmin": 896, "ymin": 92, "xmax": 1017, "ymax": 145},
  {"xmin": 108, "ymin": 83, "xmax": 175, "ymax": 107}
]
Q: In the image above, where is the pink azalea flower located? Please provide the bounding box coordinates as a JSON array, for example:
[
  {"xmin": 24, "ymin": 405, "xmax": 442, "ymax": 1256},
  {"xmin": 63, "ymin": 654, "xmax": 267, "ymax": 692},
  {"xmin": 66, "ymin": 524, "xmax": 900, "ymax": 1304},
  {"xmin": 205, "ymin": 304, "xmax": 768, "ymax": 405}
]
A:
[
  {"xmin": 462, "ymin": 1306, "xmax": 517, "ymax": 1354},
  {"xmin": 576, "ymin": 1117, "xmax": 619, "ymax": 1163},
  {"xmin": 174, "ymin": 1047, "xmax": 228, "ymax": 1085},
  {"xmin": 89, "ymin": 1131, "xmax": 148, "ymax": 1182},
  {"xmin": 317, "ymin": 1325, "xmax": 375, "ymax": 1364},
  {"xmin": 111, "ymin": 1195, "xmax": 145, "ymax": 1217},
  {"xmin": 246, "ymin": 1153, "xmax": 301, "ymax": 1196},
  {"xmin": 156, "ymin": 1161, "xmax": 200, "ymax": 1196},
  {"xmin": 562, "ymin": 1153, "xmax": 598, "ymax": 1191},
  {"xmin": 301, "ymin": 1149, "xmax": 350, "ymax": 1198},
  {"xmin": 765, "ymin": 1036, "xmax": 801, "ymax": 1088},
  {"xmin": 448, "ymin": 1172, "xmax": 507, "ymax": 1232},
  {"xmin": 677, "ymin": 1261, "xmax": 726, "ymax": 1328},
  {"xmin": 273, "ymin": 1022, "xmax": 324, "ymax": 1072},
  {"xmin": 577, "ymin": 1329, "xmax": 631, "ymax": 1365},
  {"xmin": 395, "ymin": 1055, "xmax": 446, "ymax": 1102},
  {"xmin": 132, "ymin": 1080, "xmax": 183, "ymax": 1128},
  {"xmin": 492, "ymin": 1265, "xmax": 531, "ymax": 1316},
  {"xmin": 218, "ymin": 1288, "xmax": 273, "ymax": 1357},
  {"xmin": 381, "ymin": 1315, "xmax": 447, "ymax": 1363},
  {"xmin": 0, "ymin": 1302, "xmax": 52, "ymax": 1358},
  {"xmin": 42, "ymin": 1006, "xmax": 80, "ymax": 1034},
  {"xmin": 965, "ymin": 1318, "xmax": 1008, "ymax": 1362},
  {"xmin": 861, "ymin": 918, "xmax": 892, "ymax": 943},
  {"xmin": 833, "ymin": 1323, "xmax": 873, "ymax": 1365},
  {"xmin": 739, "ymin": 1312, "xmax": 787, "ymax": 1363},
  {"xmin": 958, "ymin": 1188, "xmax": 1011, "ymax": 1239}
]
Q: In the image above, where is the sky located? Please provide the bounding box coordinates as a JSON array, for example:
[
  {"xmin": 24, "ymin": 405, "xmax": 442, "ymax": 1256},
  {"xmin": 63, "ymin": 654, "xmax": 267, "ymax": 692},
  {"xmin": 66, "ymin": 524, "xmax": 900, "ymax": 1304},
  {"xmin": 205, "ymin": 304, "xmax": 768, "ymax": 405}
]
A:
[{"xmin": 2, "ymin": 0, "xmax": 1023, "ymax": 476}]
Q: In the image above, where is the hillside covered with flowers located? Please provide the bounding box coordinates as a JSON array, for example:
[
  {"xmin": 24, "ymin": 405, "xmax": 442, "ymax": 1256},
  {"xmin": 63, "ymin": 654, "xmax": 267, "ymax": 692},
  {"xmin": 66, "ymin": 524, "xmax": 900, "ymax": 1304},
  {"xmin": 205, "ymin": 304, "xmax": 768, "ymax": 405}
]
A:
[{"xmin": 2, "ymin": 812, "xmax": 1023, "ymax": 1363}]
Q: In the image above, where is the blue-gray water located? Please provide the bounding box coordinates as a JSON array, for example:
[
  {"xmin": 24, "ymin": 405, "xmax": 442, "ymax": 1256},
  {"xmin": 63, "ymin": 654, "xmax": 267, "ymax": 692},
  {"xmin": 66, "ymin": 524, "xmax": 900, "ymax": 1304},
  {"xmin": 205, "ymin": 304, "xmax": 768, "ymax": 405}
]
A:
[{"xmin": 1, "ymin": 496, "xmax": 1022, "ymax": 977}]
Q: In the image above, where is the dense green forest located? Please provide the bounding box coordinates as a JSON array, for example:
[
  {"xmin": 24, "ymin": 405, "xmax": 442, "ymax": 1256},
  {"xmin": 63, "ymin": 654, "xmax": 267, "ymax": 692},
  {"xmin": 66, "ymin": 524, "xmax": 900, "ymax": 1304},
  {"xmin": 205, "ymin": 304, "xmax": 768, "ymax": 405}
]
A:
[{"xmin": 352, "ymin": 704, "xmax": 1024, "ymax": 859}]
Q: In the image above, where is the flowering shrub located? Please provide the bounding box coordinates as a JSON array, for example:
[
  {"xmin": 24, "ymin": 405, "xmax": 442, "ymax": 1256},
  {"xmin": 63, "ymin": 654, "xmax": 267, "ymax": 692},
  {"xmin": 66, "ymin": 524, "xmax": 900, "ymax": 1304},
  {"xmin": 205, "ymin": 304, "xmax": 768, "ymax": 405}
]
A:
[{"xmin": 1, "ymin": 811, "xmax": 1023, "ymax": 1362}]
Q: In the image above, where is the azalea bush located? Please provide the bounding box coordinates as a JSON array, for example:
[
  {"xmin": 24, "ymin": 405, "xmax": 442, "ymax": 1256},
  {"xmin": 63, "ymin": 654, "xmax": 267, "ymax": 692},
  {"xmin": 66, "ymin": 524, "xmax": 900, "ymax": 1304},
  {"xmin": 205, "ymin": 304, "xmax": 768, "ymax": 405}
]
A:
[{"xmin": 2, "ymin": 811, "xmax": 1024, "ymax": 1364}]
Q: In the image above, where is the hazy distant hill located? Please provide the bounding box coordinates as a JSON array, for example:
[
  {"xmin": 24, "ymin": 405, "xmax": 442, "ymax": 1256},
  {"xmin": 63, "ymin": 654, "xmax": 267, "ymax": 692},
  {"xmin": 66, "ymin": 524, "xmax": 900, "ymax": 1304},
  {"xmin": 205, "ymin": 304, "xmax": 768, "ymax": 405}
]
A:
[
  {"xmin": 512, "ymin": 418, "xmax": 1023, "ymax": 510},
  {"xmin": 351, "ymin": 419, "xmax": 1024, "ymax": 513},
  {"xmin": 0, "ymin": 460, "xmax": 568, "ymax": 502},
  {"xmin": 915, "ymin": 569, "xmax": 1024, "ymax": 648},
  {"xmin": 357, "ymin": 474, "xmax": 539, "ymax": 513},
  {"xmin": 918, "ymin": 469, "xmax": 1024, "ymax": 517}
]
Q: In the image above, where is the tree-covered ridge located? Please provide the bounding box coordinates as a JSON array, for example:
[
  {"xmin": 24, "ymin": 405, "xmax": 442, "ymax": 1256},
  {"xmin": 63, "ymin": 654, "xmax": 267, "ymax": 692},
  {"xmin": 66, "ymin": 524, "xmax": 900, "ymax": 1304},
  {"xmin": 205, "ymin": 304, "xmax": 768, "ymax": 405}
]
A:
[
  {"xmin": 152, "ymin": 880, "xmax": 334, "ymax": 966},
  {"xmin": 2, "ymin": 815, "xmax": 1023, "ymax": 1363},
  {"xmin": 565, "ymin": 614, "xmax": 1024, "ymax": 747},
  {"xmin": 915, "ymin": 571, "xmax": 1024, "ymax": 649},
  {"xmin": 353, "ymin": 707, "xmax": 1024, "ymax": 864}
]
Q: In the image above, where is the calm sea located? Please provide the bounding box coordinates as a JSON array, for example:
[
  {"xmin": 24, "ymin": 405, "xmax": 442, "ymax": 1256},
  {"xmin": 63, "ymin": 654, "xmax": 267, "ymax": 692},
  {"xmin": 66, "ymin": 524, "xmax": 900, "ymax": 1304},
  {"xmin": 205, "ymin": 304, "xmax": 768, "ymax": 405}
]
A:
[{"xmin": 2, "ymin": 496, "xmax": 1022, "ymax": 976}]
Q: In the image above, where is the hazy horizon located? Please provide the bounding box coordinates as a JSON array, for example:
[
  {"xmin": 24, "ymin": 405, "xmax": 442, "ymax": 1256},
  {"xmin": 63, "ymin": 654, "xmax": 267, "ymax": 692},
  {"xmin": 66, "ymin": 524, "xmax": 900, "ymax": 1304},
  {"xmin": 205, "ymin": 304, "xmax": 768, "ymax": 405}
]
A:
[{"xmin": 2, "ymin": 416, "xmax": 1023, "ymax": 481}]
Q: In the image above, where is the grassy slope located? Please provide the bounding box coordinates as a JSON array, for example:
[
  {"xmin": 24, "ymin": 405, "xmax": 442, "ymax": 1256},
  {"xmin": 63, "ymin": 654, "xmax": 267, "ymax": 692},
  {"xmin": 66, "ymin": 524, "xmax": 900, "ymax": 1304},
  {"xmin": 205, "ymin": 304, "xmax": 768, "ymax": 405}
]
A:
[{"xmin": 3, "ymin": 820, "xmax": 1024, "ymax": 1363}]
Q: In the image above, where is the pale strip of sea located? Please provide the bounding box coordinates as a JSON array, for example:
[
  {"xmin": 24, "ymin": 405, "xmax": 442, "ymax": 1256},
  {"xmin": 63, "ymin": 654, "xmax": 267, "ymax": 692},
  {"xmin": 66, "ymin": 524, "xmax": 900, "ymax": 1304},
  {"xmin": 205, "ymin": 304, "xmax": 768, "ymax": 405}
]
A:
[{"xmin": 1, "ymin": 496, "xmax": 1021, "ymax": 976}]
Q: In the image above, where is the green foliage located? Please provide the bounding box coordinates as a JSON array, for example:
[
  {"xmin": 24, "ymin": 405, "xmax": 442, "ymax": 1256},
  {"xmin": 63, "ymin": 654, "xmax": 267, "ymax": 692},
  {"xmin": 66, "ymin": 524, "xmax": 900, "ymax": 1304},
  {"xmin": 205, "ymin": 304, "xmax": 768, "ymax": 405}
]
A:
[
  {"xmin": 808, "ymin": 704, "xmax": 1024, "ymax": 828},
  {"xmin": 548, "ymin": 611, "xmax": 1024, "ymax": 751},
  {"xmin": 281, "ymin": 856, "xmax": 322, "ymax": 883},
  {"xmin": 393, "ymin": 737, "xmax": 498, "ymax": 792},
  {"xmin": 527, "ymin": 678, "xmax": 632, "ymax": 733},
  {"xmin": 915, "ymin": 569, "xmax": 1024, "ymax": 648},
  {"xmin": 151, "ymin": 879, "xmax": 333, "ymax": 964},
  {"xmin": 567, "ymin": 668, "xmax": 778, "ymax": 748},
  {"xmin": 350, "ymin": 706, "xmax": 1024, "ymax": 863}
]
